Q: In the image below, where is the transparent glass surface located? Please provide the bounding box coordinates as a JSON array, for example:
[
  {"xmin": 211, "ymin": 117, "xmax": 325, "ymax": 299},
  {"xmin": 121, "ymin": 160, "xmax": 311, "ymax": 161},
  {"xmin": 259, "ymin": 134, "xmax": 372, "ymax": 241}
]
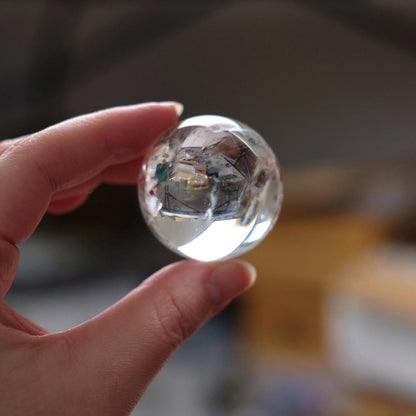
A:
[{"xmin": 138, "ymin": 115, "xmax": 283, "ymax": 262}]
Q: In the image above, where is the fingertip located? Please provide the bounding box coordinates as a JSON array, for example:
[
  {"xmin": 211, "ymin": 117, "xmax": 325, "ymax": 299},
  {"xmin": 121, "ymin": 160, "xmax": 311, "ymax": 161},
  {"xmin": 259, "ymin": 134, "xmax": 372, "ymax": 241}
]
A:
[
  {"xmin": 233, "ymin": 259, "xmax": 257, "ymax": 286},
  {"xmin": 206, "ymin": 259, "xmax": 257, "ymax": 307},
  {"xmin": 157, "ymin": 101, "xmax": 184, "ymax": 117},
  {"xmin": 126, "ymin": 101, "xmax": 182, "ymax": 123}
]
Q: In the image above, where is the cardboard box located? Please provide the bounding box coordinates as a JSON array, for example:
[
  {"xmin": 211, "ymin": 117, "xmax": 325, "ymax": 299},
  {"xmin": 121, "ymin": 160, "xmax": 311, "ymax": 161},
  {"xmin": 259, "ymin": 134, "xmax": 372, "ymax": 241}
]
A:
[
  {"xmin": 350, "ymin": 392, "xmax": 416, "ymax": 416},
  {"xmin": 240, "ymin": 213, "xmax": 383, "ymax": 364},
  {"xmin": 326, "ymin": 244, "xmax": 416, "ymax": 410}
]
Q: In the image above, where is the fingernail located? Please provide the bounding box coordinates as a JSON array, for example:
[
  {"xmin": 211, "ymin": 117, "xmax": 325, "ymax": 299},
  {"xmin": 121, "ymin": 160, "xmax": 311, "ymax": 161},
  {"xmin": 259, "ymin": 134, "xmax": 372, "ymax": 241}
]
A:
[
  {"xmin": 206, "ymin": 260, "xmax": 257, "ymax": 305},
  {"xmin": 158, "ymin": 101, "xmax": 184, "ymax": 117}
]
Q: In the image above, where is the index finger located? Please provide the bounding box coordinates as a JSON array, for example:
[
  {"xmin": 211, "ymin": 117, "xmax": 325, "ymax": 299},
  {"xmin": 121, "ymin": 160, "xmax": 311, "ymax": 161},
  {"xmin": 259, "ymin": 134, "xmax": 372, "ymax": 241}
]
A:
[{"xmin": 0, "ymin": 102, "xmax": 180, "ymax": 245}]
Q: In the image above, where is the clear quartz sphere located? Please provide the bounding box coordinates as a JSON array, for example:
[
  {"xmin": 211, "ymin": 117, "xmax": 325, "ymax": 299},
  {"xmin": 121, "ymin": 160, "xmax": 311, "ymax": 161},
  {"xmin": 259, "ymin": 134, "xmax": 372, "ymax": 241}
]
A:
[{"xmin": 138, "ymin": 115, "xmax": 283, "ymax": 262}]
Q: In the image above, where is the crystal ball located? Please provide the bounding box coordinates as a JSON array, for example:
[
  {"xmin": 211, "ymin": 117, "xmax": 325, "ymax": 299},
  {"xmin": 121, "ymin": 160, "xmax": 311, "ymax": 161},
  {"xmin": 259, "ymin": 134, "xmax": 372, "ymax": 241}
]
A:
[{"xmin": 138, "ymin": 115, "xmax": 283, "ymax": 262}]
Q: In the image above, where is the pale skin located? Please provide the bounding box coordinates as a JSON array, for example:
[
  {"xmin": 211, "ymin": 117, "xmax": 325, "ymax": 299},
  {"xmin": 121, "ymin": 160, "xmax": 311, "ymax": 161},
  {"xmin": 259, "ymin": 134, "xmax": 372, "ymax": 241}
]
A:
[{"xmin": 0, "ymin": 103, "xmax": 256, "ymax": 415}]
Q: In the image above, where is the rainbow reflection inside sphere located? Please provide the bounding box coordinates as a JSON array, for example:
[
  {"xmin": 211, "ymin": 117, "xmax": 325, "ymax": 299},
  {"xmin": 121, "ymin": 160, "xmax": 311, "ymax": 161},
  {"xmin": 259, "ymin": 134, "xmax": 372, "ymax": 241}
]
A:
[{"xmin": 138, "ymin": 115, "xmax": 283, "ymax": 262}]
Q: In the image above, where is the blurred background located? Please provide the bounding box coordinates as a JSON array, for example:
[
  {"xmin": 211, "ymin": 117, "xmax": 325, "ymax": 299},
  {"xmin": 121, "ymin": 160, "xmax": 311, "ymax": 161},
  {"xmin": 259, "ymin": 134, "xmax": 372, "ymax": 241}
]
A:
[{"xmin": 2, "ymin": 1, "xmax": 416, "ymax": 414}]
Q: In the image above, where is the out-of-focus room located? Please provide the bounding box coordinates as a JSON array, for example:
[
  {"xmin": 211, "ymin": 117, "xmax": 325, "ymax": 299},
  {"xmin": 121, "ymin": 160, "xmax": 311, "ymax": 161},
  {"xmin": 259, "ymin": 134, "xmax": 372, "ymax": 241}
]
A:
[{"xmin": 2, "ymin": 1, "xmax": 416, "ymax": 414}]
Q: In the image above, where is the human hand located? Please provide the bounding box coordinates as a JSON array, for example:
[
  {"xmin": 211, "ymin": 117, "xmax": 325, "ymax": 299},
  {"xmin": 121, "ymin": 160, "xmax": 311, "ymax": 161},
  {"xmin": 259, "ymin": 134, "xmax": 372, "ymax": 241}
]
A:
[{"xmin": 0, "ymin": 103, "xmax": 256, "ymax": 415}]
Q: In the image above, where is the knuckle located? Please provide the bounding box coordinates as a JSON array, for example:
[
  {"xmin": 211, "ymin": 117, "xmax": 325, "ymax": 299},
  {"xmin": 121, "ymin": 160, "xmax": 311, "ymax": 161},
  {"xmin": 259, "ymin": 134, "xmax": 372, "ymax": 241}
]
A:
[
  {"xmin": 153, "ymin": 289, "xmax": 202, "ymax": 348},
  {"xmin": 1, "ymin": 133, "xmax": 61, "ymax": 193},
  {"xmin": 33, "ymin": 156, "xmax": 60, "ymax": 192},
  {"xmin": 0, "ymin": 240, "xmax": 19, "ymax": 296}
]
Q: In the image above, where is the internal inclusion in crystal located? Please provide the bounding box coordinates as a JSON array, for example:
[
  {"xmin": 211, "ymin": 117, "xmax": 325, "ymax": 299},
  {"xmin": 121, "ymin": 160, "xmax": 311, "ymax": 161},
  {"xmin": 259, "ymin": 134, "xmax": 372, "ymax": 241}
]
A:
[{"xmin": 138, "ymin": 115, "xmax": 283, "ymax": 262}]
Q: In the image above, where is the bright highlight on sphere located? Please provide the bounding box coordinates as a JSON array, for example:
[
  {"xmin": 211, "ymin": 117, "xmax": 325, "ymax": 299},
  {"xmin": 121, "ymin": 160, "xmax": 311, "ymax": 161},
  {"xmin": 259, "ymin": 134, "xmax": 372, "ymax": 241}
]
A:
[{"xmin": 138, "ymin": 115, "xmax": 283, "ymax": 262}]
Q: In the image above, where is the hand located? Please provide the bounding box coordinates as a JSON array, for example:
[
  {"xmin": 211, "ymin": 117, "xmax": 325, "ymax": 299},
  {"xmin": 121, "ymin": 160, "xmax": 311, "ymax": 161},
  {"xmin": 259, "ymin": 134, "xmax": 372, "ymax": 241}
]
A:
[{"xmin": 0, "ymin": 103, "xmax": 256, "ymax": 415}]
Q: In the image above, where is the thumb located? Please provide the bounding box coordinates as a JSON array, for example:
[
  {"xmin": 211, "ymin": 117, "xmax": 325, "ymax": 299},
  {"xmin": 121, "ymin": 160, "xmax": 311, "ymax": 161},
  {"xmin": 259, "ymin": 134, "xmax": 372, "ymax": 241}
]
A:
[{"xmin": 45, "ymin": 259, "xmax": 256, "ymax": 415}]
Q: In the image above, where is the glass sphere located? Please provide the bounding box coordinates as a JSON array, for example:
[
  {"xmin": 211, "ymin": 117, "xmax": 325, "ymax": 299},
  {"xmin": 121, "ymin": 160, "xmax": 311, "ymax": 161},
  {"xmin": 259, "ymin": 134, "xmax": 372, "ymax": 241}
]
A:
[{"xmin": 138, "ymin": 115, "xmax": 283, "ymax": 262}]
